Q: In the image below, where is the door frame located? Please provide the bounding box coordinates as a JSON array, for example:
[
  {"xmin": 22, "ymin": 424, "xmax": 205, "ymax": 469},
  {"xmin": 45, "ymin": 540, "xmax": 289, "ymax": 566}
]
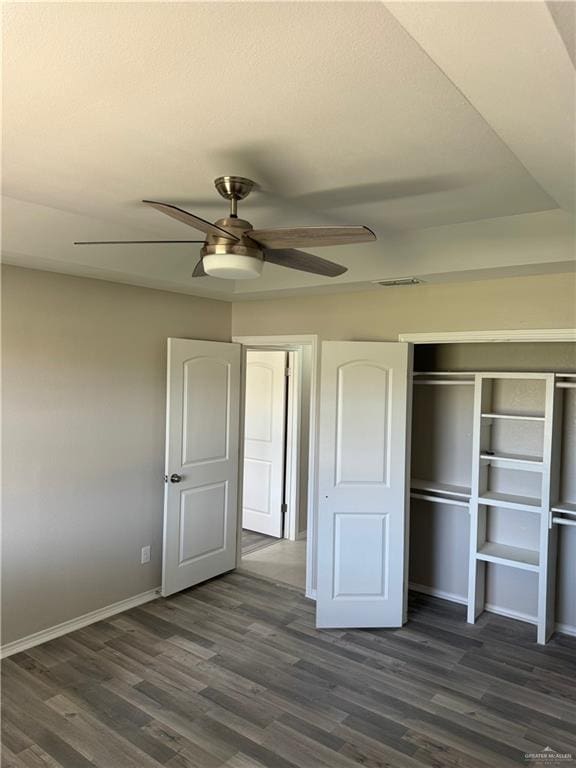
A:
[
  {"xmin": 398, "ymin": 329, "xmax": 576, "ymax": 344},
  {"xmin": 233, "ymin": 335, "xmax": 319, "ymax": 599}
]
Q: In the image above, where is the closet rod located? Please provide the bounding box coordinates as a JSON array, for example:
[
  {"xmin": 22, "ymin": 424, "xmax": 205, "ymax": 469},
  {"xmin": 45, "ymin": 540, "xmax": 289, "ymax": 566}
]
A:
[
  {"xmin": 410, "ymin": 492, "xmax": 470, "ymax": 508},
  {"xmin": 553, "ymin": 517, "xmax": 576, "ymax": 527}
]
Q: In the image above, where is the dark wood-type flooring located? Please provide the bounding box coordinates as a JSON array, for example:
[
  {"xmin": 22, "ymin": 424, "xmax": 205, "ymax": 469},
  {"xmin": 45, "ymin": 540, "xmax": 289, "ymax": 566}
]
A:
[
  {"xmin": 241, "ymin": 530, "xmax": 278, "ymax": 557},
  {"xmin": 2, "ymin": 572, "xmax": 576, "ymax": 768}
]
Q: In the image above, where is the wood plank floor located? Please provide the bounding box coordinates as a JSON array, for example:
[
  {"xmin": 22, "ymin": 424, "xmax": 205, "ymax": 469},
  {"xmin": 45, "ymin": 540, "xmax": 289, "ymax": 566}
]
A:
[{"xmin": 2, "ymin": 572, "xmax": 576, "ymax": 768}]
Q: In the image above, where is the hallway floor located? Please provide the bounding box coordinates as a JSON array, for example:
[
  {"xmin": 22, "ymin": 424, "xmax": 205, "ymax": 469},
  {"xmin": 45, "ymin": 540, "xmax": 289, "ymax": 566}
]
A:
[
  {"xmin": 240, "ymin": 530, "xmax": 278, "ymax": 557},
  {"xmin": 241, "ymin": 537, "xmax": 307, "ymax": 591}
]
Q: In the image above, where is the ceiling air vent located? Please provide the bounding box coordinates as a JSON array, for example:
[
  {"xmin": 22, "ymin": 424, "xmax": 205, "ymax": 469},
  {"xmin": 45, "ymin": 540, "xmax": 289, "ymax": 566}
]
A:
[{"xmin": 372, "ymin": 277, "xmax": 424, "ymax": 287}]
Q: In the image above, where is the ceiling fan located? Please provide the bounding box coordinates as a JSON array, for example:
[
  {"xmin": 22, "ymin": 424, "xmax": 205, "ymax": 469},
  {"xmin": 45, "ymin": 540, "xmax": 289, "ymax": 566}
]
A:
[{"xmin": 74, "ymin": 176, "xmax": 376, "ymax": 280}]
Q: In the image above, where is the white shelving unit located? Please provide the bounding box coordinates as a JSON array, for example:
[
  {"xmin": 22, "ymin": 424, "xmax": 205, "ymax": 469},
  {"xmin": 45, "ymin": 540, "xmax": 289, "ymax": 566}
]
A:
[
  {"xmin": 467, "ymin": 373, "xmax": 556, "ymax": 644},
  {"xmin": 410, "ymin": 367, "xmax": 575, "ymax": 644}
]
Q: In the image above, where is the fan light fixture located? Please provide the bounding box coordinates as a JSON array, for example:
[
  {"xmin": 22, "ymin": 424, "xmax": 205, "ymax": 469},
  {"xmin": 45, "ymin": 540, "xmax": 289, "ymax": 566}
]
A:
[{"xmin": 203, "ymin": 252, "xmax": 263, "ymax": 280}]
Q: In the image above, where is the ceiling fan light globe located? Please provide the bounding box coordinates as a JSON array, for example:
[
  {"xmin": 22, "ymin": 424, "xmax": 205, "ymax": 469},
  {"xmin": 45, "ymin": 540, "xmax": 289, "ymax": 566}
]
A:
[{"xmin": 202, "ymin": 252, "xmax": 263, "ymax": 280}]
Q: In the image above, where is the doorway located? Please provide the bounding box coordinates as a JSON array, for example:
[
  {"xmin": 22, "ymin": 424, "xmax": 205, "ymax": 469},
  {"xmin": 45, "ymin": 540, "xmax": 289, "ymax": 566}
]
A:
[{"xmin": 235, "ymin": 339, "xmax": 315, "ymax": 593}]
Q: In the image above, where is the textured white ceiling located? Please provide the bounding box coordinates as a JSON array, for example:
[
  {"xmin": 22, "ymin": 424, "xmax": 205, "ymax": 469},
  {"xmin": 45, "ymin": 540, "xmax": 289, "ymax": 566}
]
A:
[{"xmin": 2, "ymin": 1, "xmax": 574, "ymax": 300}]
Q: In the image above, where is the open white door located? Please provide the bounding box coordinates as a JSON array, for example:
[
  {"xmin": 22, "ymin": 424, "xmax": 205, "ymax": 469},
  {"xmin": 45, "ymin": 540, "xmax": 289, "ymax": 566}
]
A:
[
  {"xmin": 242, "ymin": 350, "xmax": 287, "ymax": 538},
  {"xmin": 162, "ymin": 338, "xmax": 240, "ymax": 597},
  {"xmin": 316, "ymin": 341, "xmax": 412, "ymax": 628}
]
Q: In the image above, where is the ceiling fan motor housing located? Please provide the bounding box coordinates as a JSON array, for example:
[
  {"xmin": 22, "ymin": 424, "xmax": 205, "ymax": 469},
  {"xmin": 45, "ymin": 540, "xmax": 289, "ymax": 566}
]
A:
[{"xmin": 201, "ymin": 217, "xmax": 263, "ymax": 279}]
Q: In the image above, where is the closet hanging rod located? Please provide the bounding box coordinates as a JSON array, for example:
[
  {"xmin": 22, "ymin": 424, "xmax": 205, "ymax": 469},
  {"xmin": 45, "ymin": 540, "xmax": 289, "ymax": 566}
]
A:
[
  {"xmin": 410, "ymin": 492, "xmax": 470, "ymax": 508},
  {"xmin": 553, "ymin": 517, "xmax": 576, "ymax": 527},
  {"xmin": 411, "ymin": 479, "xmax": 471, "ymax": 498},
  {"xmin": 481, "ymin": 412, "xmax": 545, "ymax": 422},
  {"xmin": 556, "ymin": 382, "xmax": 576, "ymax": 389}
]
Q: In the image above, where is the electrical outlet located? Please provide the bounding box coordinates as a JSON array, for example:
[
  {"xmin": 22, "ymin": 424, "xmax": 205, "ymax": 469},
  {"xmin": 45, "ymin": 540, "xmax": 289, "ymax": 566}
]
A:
[{"xmin": 140, "ymin": 545, "xmax": 151, "ymax": 564}]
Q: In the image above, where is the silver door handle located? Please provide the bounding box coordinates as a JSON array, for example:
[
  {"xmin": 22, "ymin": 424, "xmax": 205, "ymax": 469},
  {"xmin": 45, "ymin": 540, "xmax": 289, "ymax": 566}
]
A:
[{"xmin": 169, "ymin": 473, "xmax": 183, "ymax": 483}]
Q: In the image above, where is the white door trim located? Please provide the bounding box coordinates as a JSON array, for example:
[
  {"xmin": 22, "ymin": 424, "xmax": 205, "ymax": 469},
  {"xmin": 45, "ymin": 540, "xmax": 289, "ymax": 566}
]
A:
[
  {"xmin": 285, "ymin": 349, "xmax": 300, "ymax": 542},
  {"xmin": 233, "ymin": 335, "xmax": 319, "ymax": 599},
  {"xmin": 398, "ymin": 329, "xmax": 576, "ymax": 344}
]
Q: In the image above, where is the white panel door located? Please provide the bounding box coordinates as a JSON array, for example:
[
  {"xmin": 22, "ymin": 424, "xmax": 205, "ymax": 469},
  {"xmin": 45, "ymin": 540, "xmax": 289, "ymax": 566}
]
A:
[
  {"xmin": 242, "ymin": 350, "xmax": 287, "ymax": 538},
  {"xmin": 162, "ymin": 338, "xmax": 241, "ymax": 597},
  {"xmin": 316, "ymin": 342, "xmax": 412, "ymax": 628}
]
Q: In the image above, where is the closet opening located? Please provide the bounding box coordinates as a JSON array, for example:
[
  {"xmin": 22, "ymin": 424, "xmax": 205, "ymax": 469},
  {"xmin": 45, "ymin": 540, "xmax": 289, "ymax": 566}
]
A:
[{"xmin": 408, "ymin": 341, "xmax": 576, "ymax": 643}]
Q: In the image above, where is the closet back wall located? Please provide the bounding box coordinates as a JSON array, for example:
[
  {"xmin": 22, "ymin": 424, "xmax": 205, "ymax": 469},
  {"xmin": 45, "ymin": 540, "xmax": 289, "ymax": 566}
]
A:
[
  {"xmin": 416, "ymin": 342, "xmax": 576, "ymax": 372},
  {"xmin": 1, "ymin": 265, "xmax": 231, "ymax": 646}
]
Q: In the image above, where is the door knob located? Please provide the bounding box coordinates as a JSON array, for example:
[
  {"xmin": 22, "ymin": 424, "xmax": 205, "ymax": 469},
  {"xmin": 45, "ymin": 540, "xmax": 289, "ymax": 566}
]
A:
[{"xmin": 170, "ymin": 473, "xmax": 183, "ymax": 483}]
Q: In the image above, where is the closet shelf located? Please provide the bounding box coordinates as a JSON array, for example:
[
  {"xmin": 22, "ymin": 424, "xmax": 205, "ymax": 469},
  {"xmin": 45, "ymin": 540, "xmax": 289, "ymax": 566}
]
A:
[
  {"xmin": 481, "ymin": 412, "xmax": 545, "ymax": 422},
  {"xmin": 479, "ymin": 451, "xmax": 544, "ymax": 468},
  {"xmin": 477, "ymin": 491, "xmax": 541, "ymax": 511},
  {"xmin": 411, "ymin": 479, "xmax": 471, "ymax": 499},
  {"xmin": 476, "ymin": 542, "xmax": 540, "ymax": 571},
  {"xmin": 414, "ymin": 379, "xmax": 474, "ymax": 386},
  {"xmin": 551, "ymin": 501, "xmax": 576, "ymax": 516}
]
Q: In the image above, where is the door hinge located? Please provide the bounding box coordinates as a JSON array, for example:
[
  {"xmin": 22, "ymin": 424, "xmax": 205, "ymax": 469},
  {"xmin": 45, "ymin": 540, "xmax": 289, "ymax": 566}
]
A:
[
  {"xmin": 281, "ymin": 503, "xmax": 288, "ymax": 514},
  {"xmin": 285, "ymin": 367, "xmax": 292, "ymax": 377}
]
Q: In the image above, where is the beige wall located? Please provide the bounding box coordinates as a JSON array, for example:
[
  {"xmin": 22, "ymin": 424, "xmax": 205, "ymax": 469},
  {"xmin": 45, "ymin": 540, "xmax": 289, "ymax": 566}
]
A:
[
  {"xmin": 232, "ymin": 272, "xmax": 576, "ymax": 340},
  {"xmin": 1, "ymin": 266, "xmax": 231, "ymax": 645}
]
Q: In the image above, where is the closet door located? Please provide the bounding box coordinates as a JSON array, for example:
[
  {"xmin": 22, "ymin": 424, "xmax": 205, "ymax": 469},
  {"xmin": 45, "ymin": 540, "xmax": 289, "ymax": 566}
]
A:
[{"xmin": 316, "ymin": 342, "xmax": 412, "ymax": 628}]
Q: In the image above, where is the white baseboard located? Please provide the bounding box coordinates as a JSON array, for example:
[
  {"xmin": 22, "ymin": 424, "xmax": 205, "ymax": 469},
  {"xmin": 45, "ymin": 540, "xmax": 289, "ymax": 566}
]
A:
[
  {"xmin": 555, "ymin": 622, "xmax": 576, "ymax": 638},
  {"xmin": 409, "ymin": 582, "xmax": 467, "ymax": 605},
  {"xmin": 410, "ymin": 583, "xmax": 576, "ymax": 637},
  {"xmin": 0, "ymin": 587, "xmax": 161, "ymax": 659},
  {"xmin": 484, "ymin": 602, "xmax": 537, "ymax": 626}
]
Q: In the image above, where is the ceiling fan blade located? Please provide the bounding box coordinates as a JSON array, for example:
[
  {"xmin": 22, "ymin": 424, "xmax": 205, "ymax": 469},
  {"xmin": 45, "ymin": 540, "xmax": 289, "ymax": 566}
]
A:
[
  {"xmin": 249, "ymin": 226, "xmax": 375, "ymax": 249},
  {"xmin": 264, "ymin": 249, "xmax": 347, "ymax": 277},
  {"xmin": 192, "ymin": 259, "xmax": 207, "ymax": 277},
  {"xmin": 142, "ymin": 200, "xmax": 239, "ymax": 241},
  {"xmin": 74, "ymin": 240, "xmax": 205, "ymax": 245}
]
